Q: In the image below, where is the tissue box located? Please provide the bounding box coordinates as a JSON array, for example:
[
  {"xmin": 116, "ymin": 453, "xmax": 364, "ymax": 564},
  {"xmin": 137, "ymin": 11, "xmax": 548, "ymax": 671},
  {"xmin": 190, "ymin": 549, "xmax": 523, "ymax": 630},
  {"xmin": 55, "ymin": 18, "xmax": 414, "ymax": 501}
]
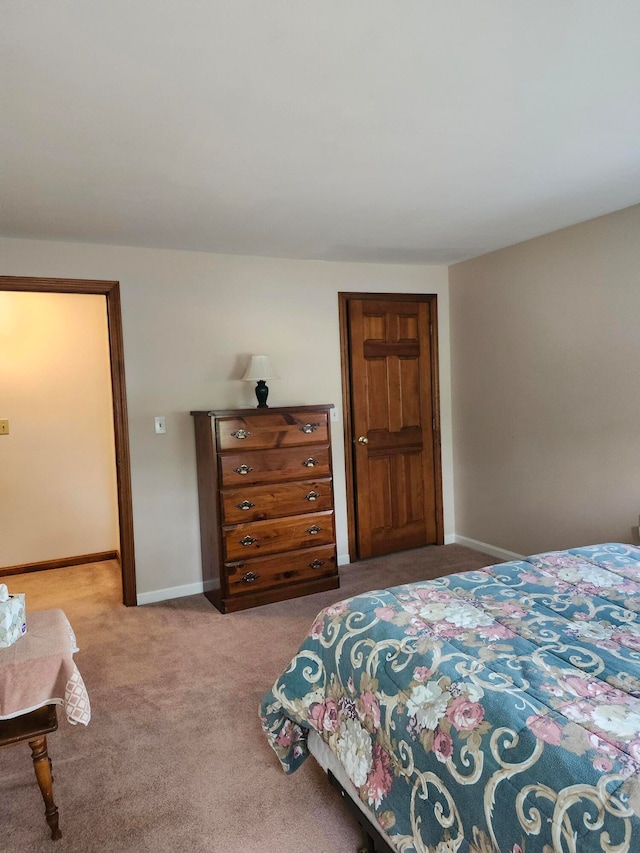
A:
[{"xmin": 0, "ymin": 593, "xmax": 27, "ymax": 648}]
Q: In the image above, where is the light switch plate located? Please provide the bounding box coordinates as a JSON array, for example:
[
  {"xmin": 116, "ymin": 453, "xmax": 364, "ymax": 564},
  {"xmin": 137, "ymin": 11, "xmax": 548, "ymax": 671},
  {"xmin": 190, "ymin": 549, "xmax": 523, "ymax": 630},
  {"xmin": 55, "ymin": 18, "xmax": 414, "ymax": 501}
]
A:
[
  {"xmin": 0, "ymin": 419, "xmax": 9, "ymax": 435},
  {"xmin": 154, "ymin": 416, "xmax": 166, "ymax": 434}
]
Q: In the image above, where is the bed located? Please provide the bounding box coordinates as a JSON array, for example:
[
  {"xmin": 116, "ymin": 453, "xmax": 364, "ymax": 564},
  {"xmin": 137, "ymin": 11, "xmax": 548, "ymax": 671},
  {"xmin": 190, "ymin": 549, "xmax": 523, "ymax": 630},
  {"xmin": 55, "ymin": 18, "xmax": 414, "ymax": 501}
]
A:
[{"xmin": 260, "ymin": 543, "xmax": 640, "ymax": 852}]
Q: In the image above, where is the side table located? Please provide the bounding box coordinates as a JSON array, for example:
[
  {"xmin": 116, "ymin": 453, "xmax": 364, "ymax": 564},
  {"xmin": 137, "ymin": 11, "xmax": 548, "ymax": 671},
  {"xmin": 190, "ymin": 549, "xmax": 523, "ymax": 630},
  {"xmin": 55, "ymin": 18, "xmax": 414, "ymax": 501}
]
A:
[
  {"xmin": 0, "ymin": 609, "xmax": 91, "ymax": 841},
  {"xmin": 0, "ymin": 703, "xmax": 61, "ymax": 839}
]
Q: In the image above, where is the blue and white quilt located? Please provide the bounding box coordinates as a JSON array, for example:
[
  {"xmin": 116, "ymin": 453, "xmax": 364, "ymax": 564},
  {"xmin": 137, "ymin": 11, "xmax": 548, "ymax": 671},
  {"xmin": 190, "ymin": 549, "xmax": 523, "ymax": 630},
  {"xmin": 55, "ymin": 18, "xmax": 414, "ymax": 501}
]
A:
[{"xmin": 260, "ymin": 543, "xmax": 640, "ymax": 852}]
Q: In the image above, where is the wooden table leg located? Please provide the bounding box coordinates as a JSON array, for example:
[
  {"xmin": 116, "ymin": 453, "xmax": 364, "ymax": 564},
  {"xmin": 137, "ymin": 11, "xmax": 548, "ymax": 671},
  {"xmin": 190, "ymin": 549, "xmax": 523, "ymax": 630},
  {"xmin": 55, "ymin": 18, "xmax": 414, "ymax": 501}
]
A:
[{"xmin": 28, "ymin": 735, "xmax": 62, "ymax": 840}]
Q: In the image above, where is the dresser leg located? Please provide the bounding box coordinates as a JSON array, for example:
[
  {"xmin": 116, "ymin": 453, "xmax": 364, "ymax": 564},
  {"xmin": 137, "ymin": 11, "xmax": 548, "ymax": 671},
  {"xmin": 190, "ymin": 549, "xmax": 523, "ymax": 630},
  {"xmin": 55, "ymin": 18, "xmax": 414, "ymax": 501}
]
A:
[{"xmin": 29, "ymin": 735, "xmax": 62, "ymax": 840}]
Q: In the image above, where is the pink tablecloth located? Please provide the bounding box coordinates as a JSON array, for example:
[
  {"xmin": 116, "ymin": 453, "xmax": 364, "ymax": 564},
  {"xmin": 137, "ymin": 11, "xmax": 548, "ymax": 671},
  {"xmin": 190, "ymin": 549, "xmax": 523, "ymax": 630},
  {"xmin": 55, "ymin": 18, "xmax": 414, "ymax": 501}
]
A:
[{"xmin": 0, "ymin": 608, "xmax": 91, "ymax": 725}]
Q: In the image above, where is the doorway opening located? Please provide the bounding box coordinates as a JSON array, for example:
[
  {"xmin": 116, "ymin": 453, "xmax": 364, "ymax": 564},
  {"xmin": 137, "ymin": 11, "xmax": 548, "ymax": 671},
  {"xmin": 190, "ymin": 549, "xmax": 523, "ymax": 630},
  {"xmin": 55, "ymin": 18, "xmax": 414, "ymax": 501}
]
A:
[{"xmin": 0, "ymin": 276, "xmax": 136, "ymax": 606}]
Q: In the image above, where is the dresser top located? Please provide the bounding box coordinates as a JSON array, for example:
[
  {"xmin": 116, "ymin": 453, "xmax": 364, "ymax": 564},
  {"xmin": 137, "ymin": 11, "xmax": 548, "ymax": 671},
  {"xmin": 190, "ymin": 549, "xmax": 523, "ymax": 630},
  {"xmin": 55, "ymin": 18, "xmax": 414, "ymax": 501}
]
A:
[{"xmin": 191, "ymin": 404, "xmax": 334, "ymax": 417}]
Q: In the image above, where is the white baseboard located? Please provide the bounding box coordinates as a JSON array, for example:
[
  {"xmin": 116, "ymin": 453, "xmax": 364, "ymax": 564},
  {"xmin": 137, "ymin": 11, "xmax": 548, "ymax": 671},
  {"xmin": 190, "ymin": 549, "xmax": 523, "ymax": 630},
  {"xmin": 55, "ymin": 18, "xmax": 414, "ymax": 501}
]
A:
[
  {"xmin": 452, "ymin": 535, "xmax": 524, "ymax": 562},
  {"xmin": 136, "ymin": 557, "xmax": 354, "ymax": 605},
  {"xmin": 136, "ymin": 540, "xmax": 523, "ymax": 605},
  {"xmin": 137, "ymin": 580, "xmax": 208, "ymax": 605}
]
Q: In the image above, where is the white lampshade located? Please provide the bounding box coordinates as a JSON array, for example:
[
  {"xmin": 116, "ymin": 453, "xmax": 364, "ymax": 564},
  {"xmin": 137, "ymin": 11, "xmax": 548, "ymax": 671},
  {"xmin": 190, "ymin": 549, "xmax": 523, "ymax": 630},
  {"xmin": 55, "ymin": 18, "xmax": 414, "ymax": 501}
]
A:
[{"xmin": 242, "ymin": 355, "xmax": 279, "ymax": 381}]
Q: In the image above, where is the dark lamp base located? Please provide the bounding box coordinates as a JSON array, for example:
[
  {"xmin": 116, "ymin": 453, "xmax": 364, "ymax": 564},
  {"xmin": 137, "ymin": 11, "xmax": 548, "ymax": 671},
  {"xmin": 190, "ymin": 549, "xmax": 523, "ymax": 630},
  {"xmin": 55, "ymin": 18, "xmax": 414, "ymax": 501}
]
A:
[{"xmin": 255, "ymin": 380, "xmax": 269, "ymax": 408}]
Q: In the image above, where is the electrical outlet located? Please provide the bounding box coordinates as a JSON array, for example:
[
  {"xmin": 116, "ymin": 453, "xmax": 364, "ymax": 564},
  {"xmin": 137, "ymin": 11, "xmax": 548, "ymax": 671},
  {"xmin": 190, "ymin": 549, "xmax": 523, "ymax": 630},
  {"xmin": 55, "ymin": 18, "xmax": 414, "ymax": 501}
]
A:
[
  {"xmin": 154, "ymin": 416, "xmax": 166, "ymax": 434},
  {"xmin": 0, "ymin": 419, "xmax": 9, "ymax": 435}
]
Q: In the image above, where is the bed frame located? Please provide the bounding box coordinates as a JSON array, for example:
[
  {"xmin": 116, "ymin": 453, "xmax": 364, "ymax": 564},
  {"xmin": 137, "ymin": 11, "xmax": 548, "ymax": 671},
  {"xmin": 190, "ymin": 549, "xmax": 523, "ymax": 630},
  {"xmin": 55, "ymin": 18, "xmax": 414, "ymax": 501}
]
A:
[
  {"xmin": 308, "ymin": 729, "xmax": 396, "ymax": 853},
  {"xmin": 327, "ymin": 770, "xmax": 396, "ymax": 853}
]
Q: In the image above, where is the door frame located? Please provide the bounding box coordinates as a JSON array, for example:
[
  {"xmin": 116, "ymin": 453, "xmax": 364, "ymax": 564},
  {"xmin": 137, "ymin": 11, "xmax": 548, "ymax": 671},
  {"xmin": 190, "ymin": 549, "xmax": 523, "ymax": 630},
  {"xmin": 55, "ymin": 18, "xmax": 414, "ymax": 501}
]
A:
[
  {"xmin": 338, "ymin": 292, "xmax": 444, "ymax": 561},
  {"xmin": 0, "ymin": 276, "xmax": 137, "ymax": 606}
]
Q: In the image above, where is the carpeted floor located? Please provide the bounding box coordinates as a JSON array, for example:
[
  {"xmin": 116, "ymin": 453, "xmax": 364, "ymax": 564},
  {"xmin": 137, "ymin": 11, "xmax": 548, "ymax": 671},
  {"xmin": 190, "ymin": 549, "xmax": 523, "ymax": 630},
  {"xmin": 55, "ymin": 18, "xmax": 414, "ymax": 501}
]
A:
[{"xmin": 0, "ymin": 545, "xmax": 495, "ymax": 852}]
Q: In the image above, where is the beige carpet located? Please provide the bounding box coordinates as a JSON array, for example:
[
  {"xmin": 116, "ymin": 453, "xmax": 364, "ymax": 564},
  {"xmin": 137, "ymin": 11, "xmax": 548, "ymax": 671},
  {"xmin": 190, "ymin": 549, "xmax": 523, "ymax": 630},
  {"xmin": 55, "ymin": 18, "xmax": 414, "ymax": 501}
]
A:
[{"xmin": 0, "ymin": 546, "xmax": 495, "ymax": 852}]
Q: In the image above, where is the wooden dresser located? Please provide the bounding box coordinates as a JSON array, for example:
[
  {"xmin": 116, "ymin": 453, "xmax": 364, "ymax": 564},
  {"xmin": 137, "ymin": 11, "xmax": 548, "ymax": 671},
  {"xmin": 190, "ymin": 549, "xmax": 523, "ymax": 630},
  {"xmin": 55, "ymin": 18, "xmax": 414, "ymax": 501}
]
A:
[{"xmin": 191, "ymin": 405, "xmax": 340, "ymax": 613}]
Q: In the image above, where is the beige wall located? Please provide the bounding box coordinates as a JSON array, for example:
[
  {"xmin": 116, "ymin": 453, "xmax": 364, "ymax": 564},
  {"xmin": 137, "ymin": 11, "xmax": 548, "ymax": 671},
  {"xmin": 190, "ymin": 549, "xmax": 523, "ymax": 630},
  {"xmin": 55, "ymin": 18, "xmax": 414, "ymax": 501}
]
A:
[
  {"xmin": 0, "ymin": 238, "xmax": 452, "ymax": 601},
  {"xmin": 0, "ymin": 291, "xmax": 119, "ymax": 566},
  {"xmin": 449, "ymin": 204, "xmax": 640, "ymax": 557}
]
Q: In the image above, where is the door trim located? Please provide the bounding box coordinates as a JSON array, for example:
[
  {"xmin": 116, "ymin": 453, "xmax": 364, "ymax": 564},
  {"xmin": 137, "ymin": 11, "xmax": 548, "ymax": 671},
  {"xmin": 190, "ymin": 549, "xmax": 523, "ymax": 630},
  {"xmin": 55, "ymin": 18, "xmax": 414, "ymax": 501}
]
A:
[
  {"xmin": 0, "ymin": 276, "xmax": 137, "ymax": 606},
  {"xmin": 338, "ymin": 292, "xmax": 444, "ymax": 561}
]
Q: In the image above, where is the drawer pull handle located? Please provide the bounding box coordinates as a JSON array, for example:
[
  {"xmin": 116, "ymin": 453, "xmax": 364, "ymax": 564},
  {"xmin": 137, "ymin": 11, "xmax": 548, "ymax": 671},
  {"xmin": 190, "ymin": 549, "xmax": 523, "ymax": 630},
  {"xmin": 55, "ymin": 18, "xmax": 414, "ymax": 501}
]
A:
[
  {"xmin": 305, "ymin": 491, "xmax": 320, "ymax": 502},
  {"xmin": 231, "ymin": 429, "xmax": 251, "ymax": 440},
  {"xmin": 239, "ymin": 535, "xmax": 257, "ymax": 546},
  {"xmin": 241, "ymin": 571, "xmax": 259, "ymax": 584},
  {"xmin": 306, "ymin": 525, "xmax": 322, "ymax": 535},
  {"xmin": 309, "ymin": 559, "xmax": 325, "ymax": 570},
  {"xmin": 236, "ymin": 500, "xmax": 256, "ymax": 511},
  {"xmin": 302, "ymin": 457, "xmax": 318, "ymax": 468},
  {"xmin": 234, "ymin": 464, "xmax": 253, "ymax": 476},
  {"xmin": 299, "ymin": 423, "xmax": 319, "ymax": 434}
]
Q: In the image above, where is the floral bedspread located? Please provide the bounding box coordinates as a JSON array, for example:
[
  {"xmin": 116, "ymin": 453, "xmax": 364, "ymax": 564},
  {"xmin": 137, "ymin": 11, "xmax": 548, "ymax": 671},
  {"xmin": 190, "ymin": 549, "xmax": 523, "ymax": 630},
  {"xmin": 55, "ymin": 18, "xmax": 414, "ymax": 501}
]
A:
[{"xmin": 260, "ymin": 543, "xmax": 640, "ymax": 853}]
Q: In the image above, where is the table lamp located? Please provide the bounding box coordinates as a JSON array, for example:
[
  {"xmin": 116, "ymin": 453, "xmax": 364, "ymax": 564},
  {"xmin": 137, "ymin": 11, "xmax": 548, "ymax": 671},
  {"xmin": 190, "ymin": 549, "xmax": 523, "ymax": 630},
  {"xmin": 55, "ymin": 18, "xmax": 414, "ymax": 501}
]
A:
[{"xmin": 242, "ymin": 355, "xmax": 279, "ymax": 408}]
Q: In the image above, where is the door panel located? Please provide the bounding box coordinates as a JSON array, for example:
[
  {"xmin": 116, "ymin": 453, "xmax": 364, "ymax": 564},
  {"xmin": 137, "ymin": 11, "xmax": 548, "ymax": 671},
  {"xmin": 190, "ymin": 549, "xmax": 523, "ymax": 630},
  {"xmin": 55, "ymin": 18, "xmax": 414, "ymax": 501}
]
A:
[{"xmin": 345, "ymin": 295, "xmax": 441, "ymax": 559}]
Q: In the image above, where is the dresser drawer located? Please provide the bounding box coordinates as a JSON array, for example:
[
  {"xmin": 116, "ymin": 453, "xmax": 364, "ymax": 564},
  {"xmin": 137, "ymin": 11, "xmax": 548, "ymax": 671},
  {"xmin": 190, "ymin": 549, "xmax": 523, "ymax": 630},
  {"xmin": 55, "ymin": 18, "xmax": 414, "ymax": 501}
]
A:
[
  {"xmin": 217, "ymin": 411, "xmax": 329, "ymax": 451},
  {"xmin": 219, "ymin": 446, "xmax": 331, "ymax": 487},
  {"xmin": 223, "ymin": 510, "xmax": 334, "ymax": 560},
  {"xmin": 224, "ymin": 545, "xmax": 337, "ymax": 596},
  {"xmin": 221, "ymin": 478, "xmax": 333, "ymax": 524}
]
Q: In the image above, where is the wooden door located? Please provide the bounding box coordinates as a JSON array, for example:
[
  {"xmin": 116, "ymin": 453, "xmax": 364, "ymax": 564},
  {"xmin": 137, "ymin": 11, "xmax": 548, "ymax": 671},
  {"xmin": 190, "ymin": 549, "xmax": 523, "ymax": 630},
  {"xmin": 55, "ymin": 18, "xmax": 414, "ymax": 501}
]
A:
[{"xmin": 340, "ymin": 294, "xmax": 443, "ymax": 559}]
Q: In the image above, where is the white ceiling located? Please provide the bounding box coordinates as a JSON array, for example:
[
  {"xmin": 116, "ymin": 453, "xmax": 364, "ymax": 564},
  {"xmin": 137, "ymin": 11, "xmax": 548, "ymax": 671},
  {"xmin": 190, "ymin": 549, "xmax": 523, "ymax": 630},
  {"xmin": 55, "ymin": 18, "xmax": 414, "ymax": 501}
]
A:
[{"xmin": 2, "ymin": 1, "xmax": 640, "ymax": 265}]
